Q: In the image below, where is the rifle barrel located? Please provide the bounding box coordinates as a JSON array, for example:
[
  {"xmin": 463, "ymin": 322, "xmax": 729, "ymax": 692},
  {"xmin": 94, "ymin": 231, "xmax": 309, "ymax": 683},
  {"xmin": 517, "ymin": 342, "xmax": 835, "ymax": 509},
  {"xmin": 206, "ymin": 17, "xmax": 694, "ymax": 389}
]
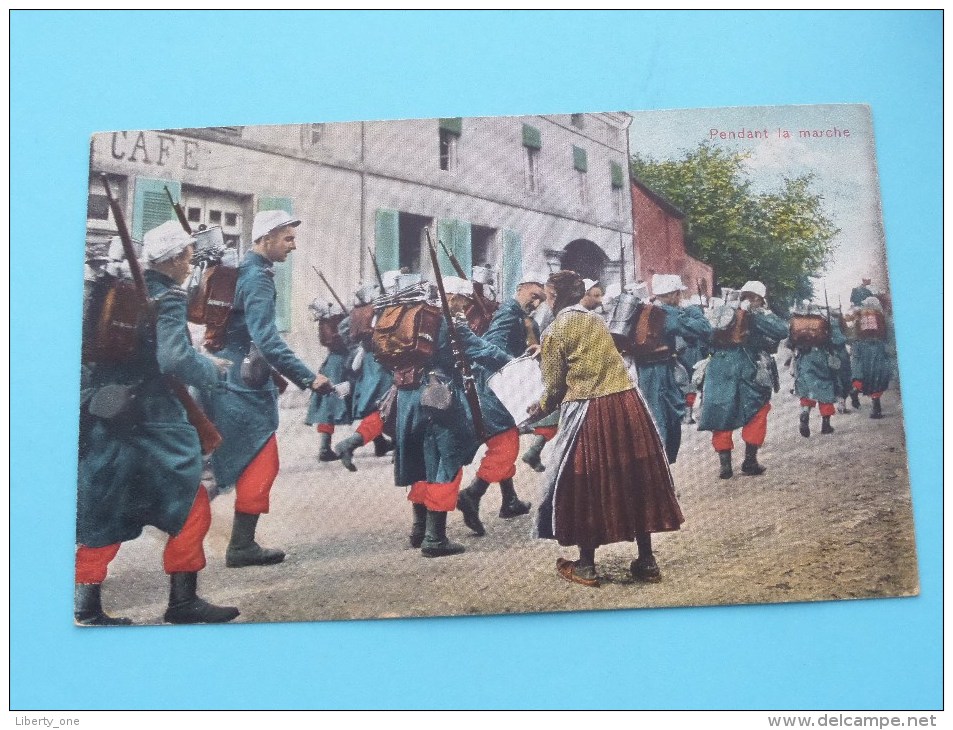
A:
[{"xmin": 313, "ymin": 266, "xmax": 348, "ymax": 313}]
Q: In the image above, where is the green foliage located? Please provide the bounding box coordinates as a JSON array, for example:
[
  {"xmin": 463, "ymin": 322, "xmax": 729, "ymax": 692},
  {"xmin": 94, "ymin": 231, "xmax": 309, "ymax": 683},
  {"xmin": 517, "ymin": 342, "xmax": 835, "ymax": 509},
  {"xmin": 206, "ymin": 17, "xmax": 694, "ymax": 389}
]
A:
[{"xmin": 631, "ymin": 142, "xmax": 838, "ymax": 311}]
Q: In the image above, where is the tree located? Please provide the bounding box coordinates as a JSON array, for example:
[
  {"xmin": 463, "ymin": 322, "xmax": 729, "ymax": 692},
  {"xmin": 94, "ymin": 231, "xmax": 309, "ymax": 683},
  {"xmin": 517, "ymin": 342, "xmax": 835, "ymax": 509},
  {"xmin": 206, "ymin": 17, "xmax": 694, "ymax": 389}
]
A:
[{"xmin": 631, "ymin": 142, "xmax": 839, "ymax": 312}]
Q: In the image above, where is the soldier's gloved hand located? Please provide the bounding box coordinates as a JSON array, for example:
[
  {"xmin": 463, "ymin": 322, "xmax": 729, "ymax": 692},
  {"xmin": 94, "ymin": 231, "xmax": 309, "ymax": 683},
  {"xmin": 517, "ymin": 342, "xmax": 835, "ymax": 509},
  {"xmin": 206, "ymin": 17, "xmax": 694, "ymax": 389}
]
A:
[
  {"xmin": 524, "ymin": 344, "xmax": 541, "ymax": 359},
  {"xmin": 210, "ymin": 357, "xmax": 232, "ymax": 377},
  {"xmin": 310, "ymin": 374, "xmax": 333, "ymax": 394}
]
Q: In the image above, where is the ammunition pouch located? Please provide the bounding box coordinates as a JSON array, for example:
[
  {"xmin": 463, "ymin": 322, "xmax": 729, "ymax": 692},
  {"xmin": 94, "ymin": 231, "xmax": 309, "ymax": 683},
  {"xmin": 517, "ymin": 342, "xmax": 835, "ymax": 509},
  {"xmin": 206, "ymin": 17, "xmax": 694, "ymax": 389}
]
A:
[
  {"xmin": 394, "ymin": 364, "xmax": 424, "ymax": 390},
  {"xmin": 240, "ymin": 342, "xmax": 271, "ymax": 389},
  {"xmin": 86, "ymin": 382, "xmax": 142, "ymax": 432},
  {"xmin": 419, "ymin": 371, "xmax": 453, "ymax": 412},
  {"xmin": 377, "ymin": 384, "xmax": 399, "ymax": 439}
]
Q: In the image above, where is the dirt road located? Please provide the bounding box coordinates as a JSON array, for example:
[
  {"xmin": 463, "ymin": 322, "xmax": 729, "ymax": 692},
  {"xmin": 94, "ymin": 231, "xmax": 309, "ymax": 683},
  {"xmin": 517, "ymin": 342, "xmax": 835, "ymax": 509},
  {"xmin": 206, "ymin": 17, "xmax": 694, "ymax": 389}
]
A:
[{"xmin": 99, "ymin": 367, "xmax": 918, "ymax": 625}]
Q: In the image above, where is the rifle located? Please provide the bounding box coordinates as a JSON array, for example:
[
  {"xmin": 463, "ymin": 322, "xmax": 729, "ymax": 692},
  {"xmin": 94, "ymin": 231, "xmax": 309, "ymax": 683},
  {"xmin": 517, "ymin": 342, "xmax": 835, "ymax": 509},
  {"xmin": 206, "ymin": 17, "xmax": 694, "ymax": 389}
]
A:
[
  {"xmin": 696, "ymin": 279, "xmax": 706, "ymax": 308},
  {"xmin": 312, "ymin": 267, "xmax": 349, "ymax": 314},
  {"xmin": 100, "ymin": 174, "xmax": 223, "ymax": 455},
  {"xmin": 425, "ymin": 227, "xmax": 486, "ymax": 443},
  {"xmin": 164, "ymin": 186, "xmax": 193, "ymax": 235},
  {"xmin": 438, "ymin": 238, "xmax": 489, "ymax": 320},
  {"xmin": 367, "ymin": 246, "xmax": 386, "ymax": 290},
  {"xmin": 619, "ymin": 240, "xmax": 626, "ymax": 291}
]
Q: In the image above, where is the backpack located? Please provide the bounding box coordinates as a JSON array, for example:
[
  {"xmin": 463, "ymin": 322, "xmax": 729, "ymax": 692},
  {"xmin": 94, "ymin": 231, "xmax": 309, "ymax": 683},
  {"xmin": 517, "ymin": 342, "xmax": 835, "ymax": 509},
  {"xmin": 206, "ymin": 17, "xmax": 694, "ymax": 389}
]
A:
[
  {"xmin": 371, "ymin": 303, "xmax": 443, "ymax": 369},
  {"xmin": 789, "ymin": 313, "xmax": 831, "ymax": 348},
  {"xmin": 82, "ymin": 276, "xmax": 149, "ymax": 365},
  {"xmin": 857, "ymin": 308, "xmax": 887, "ymax": 340},
  {"xmin": 710, "ymin": 306, "xmax": 750, "ymax": 347}
]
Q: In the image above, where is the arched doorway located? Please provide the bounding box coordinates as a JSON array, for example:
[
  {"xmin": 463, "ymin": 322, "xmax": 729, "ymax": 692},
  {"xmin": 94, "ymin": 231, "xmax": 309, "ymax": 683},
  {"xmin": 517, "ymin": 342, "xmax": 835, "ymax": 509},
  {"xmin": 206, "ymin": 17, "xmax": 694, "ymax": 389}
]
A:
[{"xmin": 561, "ymin": 238, "xmax": 609, "ymax": 282}]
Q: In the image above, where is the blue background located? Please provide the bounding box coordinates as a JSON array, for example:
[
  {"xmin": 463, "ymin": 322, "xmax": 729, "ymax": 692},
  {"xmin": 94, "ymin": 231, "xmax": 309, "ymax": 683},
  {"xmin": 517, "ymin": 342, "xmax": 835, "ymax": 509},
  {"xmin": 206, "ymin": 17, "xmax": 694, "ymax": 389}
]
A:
[{"xmin": 11, "ymin": 10, "xmax": 941, "ymax": 709}]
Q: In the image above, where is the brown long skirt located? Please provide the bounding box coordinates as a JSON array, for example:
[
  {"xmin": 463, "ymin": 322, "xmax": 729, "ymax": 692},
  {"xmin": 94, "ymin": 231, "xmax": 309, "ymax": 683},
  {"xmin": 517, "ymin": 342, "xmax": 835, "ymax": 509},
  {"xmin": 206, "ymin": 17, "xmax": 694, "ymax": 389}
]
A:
[{"xmin": 553, "ymin": 389, "xmax": 684, "ymax": 548}]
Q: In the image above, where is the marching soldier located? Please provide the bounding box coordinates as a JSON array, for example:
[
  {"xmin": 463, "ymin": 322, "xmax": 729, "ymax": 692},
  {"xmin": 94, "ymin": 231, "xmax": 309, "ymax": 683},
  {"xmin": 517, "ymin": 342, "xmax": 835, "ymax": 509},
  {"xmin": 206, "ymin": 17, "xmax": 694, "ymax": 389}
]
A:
[
  {"xmin": 850, "ymin": 276, "xmax": 875, "ymax": 307},
  {"xmin": 677, "ymin": 294, "xmax": 711, "ymax": 425},
  {"xmin": 790, "ymin": 307, "xmax": 843, "ymax": 437},
  {"xmin": 75, "ymin": 220, "xmax": 239, "ymax": 625},
  {"xmin": 849, "ymin": 296, "xmax": 893, "ymax": 419},
  {"xmin": 203, "ymin": 210, "xmax": 330, "ymax": 568},
  {"xmin": 466, "ymin": 271, "xmax": 552, "ymax": 474},
  {"xmin": 333, "ymin": 280, "xmax": 397, "ymax": 470},
  {"xmin": 697, "ymin": 281, "xmax": 788, "ymax": 479},
  {"xmin": 636, "ymin": 274, "xmax": 712, "ymax": 464},
  {"xmin": 386, "ymin": 282, "xmax": 511, "ymax": 557},
  {"xmin": 447, "ymin": 277, "xmax": 531, "ymax": 536},
  {"xmin": 304, "ymin": 299, "xmax": 352, "ymax": 461}
]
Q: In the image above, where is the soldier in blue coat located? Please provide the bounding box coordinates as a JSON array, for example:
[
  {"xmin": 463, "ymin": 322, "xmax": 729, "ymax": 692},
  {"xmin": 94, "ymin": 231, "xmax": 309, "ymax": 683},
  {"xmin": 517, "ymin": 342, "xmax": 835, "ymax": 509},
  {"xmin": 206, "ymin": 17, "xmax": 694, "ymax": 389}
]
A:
[
  {"xmin": 444, "ymin": 276, "xmax": 532, "ymax": 535},
  {"xmin": 392, "ymin": 293, "xmax": 511, "ymax": 557},
  {"xmin": 638, "ymin": 274, "xmax": 713, "ymax": 464},
  {"xmin": 677, "ymin": 294, "xmax": 711, "ymax": 425},
  {"xmin": 850, "ymin": 276, "xmax": 875, "ymax": 306},
  {"xmin": 76, "ymin": 220, "xmax": 239, "ymax": 625},
  {"xmin": 333, "ymin": 279, "xmax": 398, "ymax": 471},
  {"xmin": 697, "ymin": 281, "xmax": 788, "ymax": 479},
  {"xmin": 203, "ymin": 210, "xmax": 330, "ymax": 568},
  {"xmin": 474, "ymin": 271, "xmax": 550, "ymax": 471},
  {"xmin": 304, "ymin": 299, "xmax": 353, "ymax": 461},
  {"xmin": 848, "ymin": 296, "xmax": 893, "ymax": 419},
  {"xmin": 790, "ymin": 308, "xmax": 849, "ymax": 436}
]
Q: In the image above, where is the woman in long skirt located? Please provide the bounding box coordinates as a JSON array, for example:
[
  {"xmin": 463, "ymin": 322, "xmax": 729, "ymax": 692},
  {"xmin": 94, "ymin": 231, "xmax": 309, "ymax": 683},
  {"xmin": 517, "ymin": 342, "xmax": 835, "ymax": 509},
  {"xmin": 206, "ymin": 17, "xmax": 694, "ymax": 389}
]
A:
[{"xmin": 530, "ymin": 271, "xmax": 684, "ymax": 587}]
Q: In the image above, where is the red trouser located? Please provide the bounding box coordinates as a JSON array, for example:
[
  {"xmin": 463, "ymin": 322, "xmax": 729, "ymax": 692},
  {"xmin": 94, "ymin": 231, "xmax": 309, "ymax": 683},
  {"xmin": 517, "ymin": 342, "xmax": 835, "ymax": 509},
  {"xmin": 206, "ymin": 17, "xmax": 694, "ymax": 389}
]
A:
[
  {"xmin": 533, "ymin": 426, "xmax": 558, "ymax": 442},
  {"xmin": 712, "ymin": 403, "xmax": 771, "ymax": 452},
  {"xmin": 75, "ymin": 487, "xmax": 211, "ymax": 583},
  {"xmin": 235, "ymin": 434, "xmax": 280, "ymax": 515},
  {"xmin": 355, "ymin": 411, "xmax": 384, "ymax": 445},
  {"xmin": 685, "ymin": 392, "xmax": 697, "ymax": 407},
  {"xmin": 476, "ymin": 428, "xmax": 520, "ymax": 482},
  {"xmin": 408, "ymin": 469, "xmax": 463, "ymax": 512},
  {"xmin": 316, "ymin": 424, "xmax": 335, "ymax": 435},
  {"xmin": 800, "ymin": 398, "xmax": 835, "ymax": 416},
  {"xmin": 852, "ymin": 380, "xmax": 884, "ymax": 399}
]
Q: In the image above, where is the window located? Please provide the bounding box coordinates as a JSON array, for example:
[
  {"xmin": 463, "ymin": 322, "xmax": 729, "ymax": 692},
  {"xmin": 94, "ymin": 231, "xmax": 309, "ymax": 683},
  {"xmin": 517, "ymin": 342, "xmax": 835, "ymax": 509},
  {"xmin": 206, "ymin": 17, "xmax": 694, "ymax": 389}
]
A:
[
  {"xmin": 224, "ymin": 212, "xmax": 238, "ymax": 227},
  {"xmin": 187, "ymin": 207, "xmax": 201, "ymax": 223},
  {"xmin": 522, "ymin": 123, "xmax": 542, "ymax": 193},
  {"xmin": 438, "ymin": 118, "xmax": 462, "ymax": 171},
  {"xmin": 209, "ymin": 209, "xmax": 222, "ymax": 224},
  {"xmin": 572, "ymin": 146, "xmax": 588, "ymax": 206},
  {"xmin": 439, "ymin": 129, "xmax": 458, "ymax": 171},
  {"xmin": 87, "ymin": 194, "xmax": 110, "ymax": 221}
]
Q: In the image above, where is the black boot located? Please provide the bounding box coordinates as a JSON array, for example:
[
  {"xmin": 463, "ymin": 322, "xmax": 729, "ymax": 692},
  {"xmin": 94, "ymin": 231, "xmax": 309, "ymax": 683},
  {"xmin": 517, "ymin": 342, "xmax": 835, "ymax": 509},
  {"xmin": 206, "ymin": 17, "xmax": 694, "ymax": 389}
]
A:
[
  {"xmin": 821, "ymin": 415, "xmax": 834, "ymax": 434},
  {"xmin": 718, "ymin": 450, "xmax": 733, "ymax": 479},
  {"xmin": 521, "ymin": 435, "xmax": 547, "ymax": 473},
  {"xmin": 457, "ymin": 477, "xmax": 489, "ymax": 536},
  {"xmin": 334, "ymin": 432, "xmax": 364, "ymax": 472},
  {"xmin": 870, "ymin": 398, "xmax": 883, "ymax": 419},
  {"xmin": 163, "ymin": 572, "xmax": 240, "ymax": 624},
  {"xmin": 421, "ymin": 510, "xmax": 465, "ymax": 557},
  {"xmin": 409, "ymin": 503, "xmax": 427, "ymax": 548},
  {"xmin": 318, "ymin": 432, "xmax": 339, "ymax": 462},
  {"xmin": 498, "ymin": 478, "xmax": 531, "ymax": 518},
  {"xmin": 799, "ymin": 409, "xmax": 811, "ymax": 438},
  {"xmin": 741, "ymin": 443, "xmax": 767, "ymax": 476},
  {"xmin": 850, "ymin": 389, "xmax": 861, "ymax": 409},
  {"xmin": 373, "ymin": 435, "xmax": 394, "ymax": 457},
  {"xmin": 226, "ymin": 512, "xmax": 285, "ymax": 567},
  {"xmin": 74, "ymin": 583, "xmax": 132, "ymax": 626}
]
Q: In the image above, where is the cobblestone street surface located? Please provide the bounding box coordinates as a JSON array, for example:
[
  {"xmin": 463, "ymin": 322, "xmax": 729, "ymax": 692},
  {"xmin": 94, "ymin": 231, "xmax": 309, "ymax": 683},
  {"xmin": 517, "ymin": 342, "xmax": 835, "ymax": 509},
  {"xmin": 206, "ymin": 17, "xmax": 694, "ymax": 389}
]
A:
[{"xmin": 99, "ymin": 367, "xmax": 918, "ymax": 625}]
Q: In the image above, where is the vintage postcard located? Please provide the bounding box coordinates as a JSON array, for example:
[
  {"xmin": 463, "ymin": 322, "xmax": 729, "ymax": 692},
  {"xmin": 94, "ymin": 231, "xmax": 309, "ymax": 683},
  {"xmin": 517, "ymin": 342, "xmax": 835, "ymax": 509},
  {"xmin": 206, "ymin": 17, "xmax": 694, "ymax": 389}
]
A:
[{"xmin": 76, "ymin": 104, "xmax": 917, "ymax": 626}]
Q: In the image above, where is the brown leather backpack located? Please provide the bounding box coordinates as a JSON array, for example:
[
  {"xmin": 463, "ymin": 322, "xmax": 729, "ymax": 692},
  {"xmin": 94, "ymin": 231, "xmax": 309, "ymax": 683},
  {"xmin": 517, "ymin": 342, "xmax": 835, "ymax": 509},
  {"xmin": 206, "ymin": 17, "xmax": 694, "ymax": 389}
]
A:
[
  {"xmin": 789, "ymin": 314, "xmax": 831, "ymax": 348},
  {"xmin": 372, "ymin": 303, "xmax": 442, "ymax": 369},
  {"xmin": 82, "ymin": 277, "xmax": 148, "ymax": 364}
]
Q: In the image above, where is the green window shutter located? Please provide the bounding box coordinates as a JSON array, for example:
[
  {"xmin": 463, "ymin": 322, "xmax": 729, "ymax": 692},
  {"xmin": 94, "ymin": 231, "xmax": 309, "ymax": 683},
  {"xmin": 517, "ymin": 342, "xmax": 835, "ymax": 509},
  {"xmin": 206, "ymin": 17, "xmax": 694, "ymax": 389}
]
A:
[
  {"xmin": 439, "ymin": 117, "xmax": 462, "ymax": 135},
  {"xmin": 257, "ymin": 196, "xmax": 294, "ymax": 332},
  {"xmin": 435, "ymin": 219, "xmax": 471, "ymax": 277},
  {"xmin": 501, "ymin": 229, "xmax": 523, "ymax": 300},
  {"xmin": 132, "ymin": 176, "xmax": 180, "ymax": 241},
  {"xmin": 522, "ymin": 124, "xmax": 541, "ymax": 150},
  {"xmin": 572, "ymin": 146, "xmax": 588, "ymax": 173},
  {"xmin": 610, "ymin": 160, "xmax": 624, "ymax": 188},
  {"xmin": 374, "ymin": 208, "xmax": 400, "ymax": 273}
]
